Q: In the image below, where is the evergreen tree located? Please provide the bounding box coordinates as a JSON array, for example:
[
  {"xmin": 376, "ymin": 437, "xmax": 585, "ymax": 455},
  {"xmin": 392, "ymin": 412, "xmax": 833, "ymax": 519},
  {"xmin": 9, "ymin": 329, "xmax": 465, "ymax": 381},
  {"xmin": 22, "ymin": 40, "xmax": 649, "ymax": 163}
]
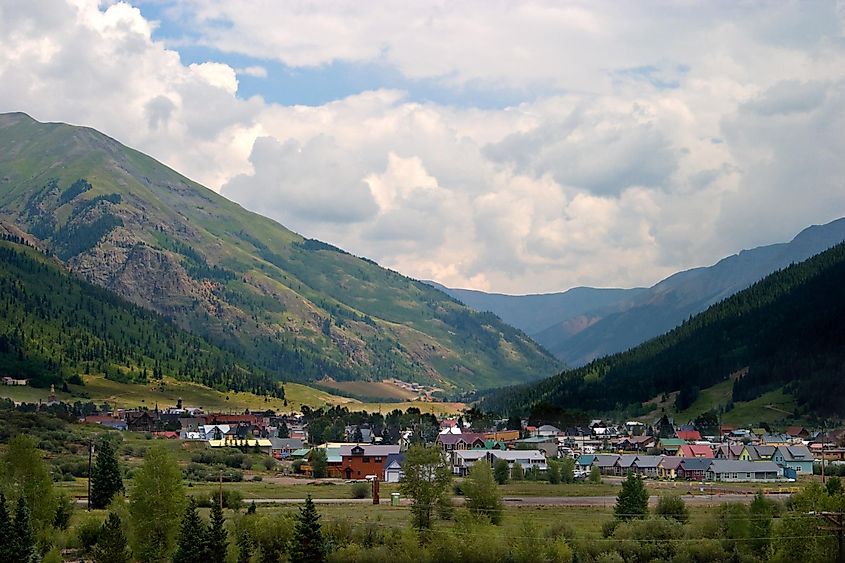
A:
[
  {"xmin": 0, "ymin": 493, "xmax": 13, "ymax": 562},
  {"xmin": 827, "ymin": 476, "xmax": 843, "ymax": 496},
  {"xmin": 90, "ymin": 440, "xmax": 123, "ymax": 509},
  {"xmin": 291, "ymin": 495, "xmax": 325, "ymax": 563},
  {"xmin": 93, "ymin": 512, "xmax": 131, "ymax": 563},
  {"xmin": 615, "ymin": 473, "xmax": 648, "ymax": 521},
  {"xmin": 277, "ymin": 421, "xmax": 290, "ymax": 439},
  {"xmin": 207, "ymin": 498, "xmax": 227, "ymax": 563},
  {"xmin": 493, "ymin": 458, "xmax": 510, "ymax": 485},
  {"xmin": 462, "ymin": 461, "xmax": 503, "ymax": 524},
  {"xmin": 589, "ymin": 465, "xmax": 602, "ymax": 483},
  {"xmin": 11, "ymin": 496, "xmax": 35, "ymax": 563},
  {"xmin": 173, "ymin": 497, "xmax": 208, "ymax": 563},
  {"xmin": 352, "ymin": 426, "xmax": 363, "ymax": 443}
]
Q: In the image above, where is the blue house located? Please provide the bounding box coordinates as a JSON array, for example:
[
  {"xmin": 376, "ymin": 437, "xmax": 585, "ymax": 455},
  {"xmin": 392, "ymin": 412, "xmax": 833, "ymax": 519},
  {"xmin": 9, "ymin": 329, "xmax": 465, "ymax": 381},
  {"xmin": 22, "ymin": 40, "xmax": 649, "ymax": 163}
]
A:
[{"xmin": 773, "ymin": 445, "xmax": 814, "ymax": 474}]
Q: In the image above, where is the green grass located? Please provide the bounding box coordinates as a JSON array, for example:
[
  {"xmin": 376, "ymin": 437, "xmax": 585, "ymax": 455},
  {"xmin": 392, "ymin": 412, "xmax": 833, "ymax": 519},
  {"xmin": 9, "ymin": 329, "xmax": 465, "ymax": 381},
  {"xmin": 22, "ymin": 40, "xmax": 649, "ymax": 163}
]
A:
[
  {"xmin": 0, "ymin": 375, "xmax": 466, "ymax": 414},
  {"xmin": 673, "ymin": 379, "xmax": 799, "ymax": 427}
]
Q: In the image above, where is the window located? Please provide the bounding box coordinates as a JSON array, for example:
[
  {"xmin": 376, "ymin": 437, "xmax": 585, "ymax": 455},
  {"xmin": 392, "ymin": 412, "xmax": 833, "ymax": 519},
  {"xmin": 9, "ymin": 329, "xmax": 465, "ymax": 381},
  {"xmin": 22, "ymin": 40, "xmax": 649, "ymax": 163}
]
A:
[
  {"xmin": 375, "ymin": 457, "xmax": 382, "ymax": 462},
  {"xmin": 363, "ymin": 457, "xmax": 370, "ymax": 463}
]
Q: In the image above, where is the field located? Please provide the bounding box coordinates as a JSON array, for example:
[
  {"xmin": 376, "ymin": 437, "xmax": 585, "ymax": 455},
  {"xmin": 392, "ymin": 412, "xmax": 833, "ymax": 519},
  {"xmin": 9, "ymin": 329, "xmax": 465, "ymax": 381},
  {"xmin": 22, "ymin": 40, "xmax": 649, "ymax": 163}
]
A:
[
  {"xmin": 317, "ymin": 379, "xmax": 419, "ymax": 401},
  {"xmin": 0, "ymin": 375, "xmax": 465, "ymax": 415}
]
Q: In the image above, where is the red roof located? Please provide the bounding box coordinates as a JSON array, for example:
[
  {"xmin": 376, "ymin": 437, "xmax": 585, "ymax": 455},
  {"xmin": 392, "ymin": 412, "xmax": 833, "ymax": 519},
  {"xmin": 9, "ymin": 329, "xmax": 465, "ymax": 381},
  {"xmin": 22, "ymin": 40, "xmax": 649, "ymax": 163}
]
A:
[
  {"xmin": 152, "ymin": 431, "xmax": 180, "ymax": 439},
  {"xmin": 679, "ymin": 444, "xmax": 714, "ymax": 458},
  {"xmin": 676, "ymin": 430, "xmax": 702, "ymax": 441}
]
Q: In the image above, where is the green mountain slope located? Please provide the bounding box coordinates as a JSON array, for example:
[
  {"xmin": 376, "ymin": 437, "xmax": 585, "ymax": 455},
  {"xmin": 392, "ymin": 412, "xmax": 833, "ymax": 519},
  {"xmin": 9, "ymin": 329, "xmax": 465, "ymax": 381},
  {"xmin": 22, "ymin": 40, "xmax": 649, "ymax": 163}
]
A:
[
  {"xmin": 482, "ymin": 241, "xmax": 845, "ymax": 416},
  {"xmin": 0, "ymin": 113, "xmax": 559, "ymax": 390},
  {"xmin": 0, "ymin": 237, "xmax": 281, "ymax": 396}
]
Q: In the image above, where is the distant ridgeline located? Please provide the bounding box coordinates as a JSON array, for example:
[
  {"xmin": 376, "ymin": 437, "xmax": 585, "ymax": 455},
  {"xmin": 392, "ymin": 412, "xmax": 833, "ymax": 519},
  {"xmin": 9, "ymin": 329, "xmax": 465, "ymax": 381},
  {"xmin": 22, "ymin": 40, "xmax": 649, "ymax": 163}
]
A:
[
  {"xmin": 482, "ymin": 241, "xmax": 845, "ymax": 417},
  {"xmin": 0, "ymin": 239, "xmax": 283, "ymax": 398}
]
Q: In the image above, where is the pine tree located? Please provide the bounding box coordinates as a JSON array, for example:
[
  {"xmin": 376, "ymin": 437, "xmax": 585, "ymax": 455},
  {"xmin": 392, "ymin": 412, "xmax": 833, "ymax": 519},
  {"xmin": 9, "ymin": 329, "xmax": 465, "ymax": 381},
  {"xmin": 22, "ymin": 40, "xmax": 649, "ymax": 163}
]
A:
[
  {"xmin": 277, "ymin": 420, "xmax": 290, "ymax": 438},
  {"xmin": 0, "ymin": 493, "xmax": 13, "ymax": 562},
  {"xmin": 207, "ymin": 498, "xmax": 227, "ymax": 563},
  {"xmin": 291, "ymin": 495, "xmax": 325, "ymax": 563},
  {"xmin": 173, "ymin": 497, "xmax": 209, "ymax": 563},
  {"xmin": 90, "ymin": 440, "xmax": 123, "ymax": 509},
  {"xmin": 93, "ymin": 512, "xmax": 131, "ymax": 563},
  {"xmin": 615, "ymin": 473, "xmax": 648, "ymax": 521},
  {"xmin": 510, "ymin": 462, "xmax": 524, "ymax": 481},
  {"xmin": 11, "ymin": 496, "xmax": 36, "ymax": 563}
]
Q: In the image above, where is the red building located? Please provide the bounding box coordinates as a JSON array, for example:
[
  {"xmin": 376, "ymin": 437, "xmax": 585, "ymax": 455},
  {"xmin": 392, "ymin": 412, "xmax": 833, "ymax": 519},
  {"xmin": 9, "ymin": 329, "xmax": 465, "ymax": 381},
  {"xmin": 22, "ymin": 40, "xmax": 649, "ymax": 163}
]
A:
[{"xmin": 340, "ymin": 445, "xmax": 401, "ymax": 480}]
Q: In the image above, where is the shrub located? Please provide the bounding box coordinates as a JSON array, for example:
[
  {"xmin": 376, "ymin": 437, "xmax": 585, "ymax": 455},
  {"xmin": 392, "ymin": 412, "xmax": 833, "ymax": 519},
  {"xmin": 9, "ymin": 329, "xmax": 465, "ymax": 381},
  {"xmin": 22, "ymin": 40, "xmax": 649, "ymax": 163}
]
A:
[
  {"xmin": 351, "ymin": 482, "xmax": 371, "ymax": 499},
  {"xmin": 655, "ymin": 494, "xmax": 689, "ymax": 523},
  {"xmin": 75, "ymin": 514, "xmax": 104, "ymax": 552}
]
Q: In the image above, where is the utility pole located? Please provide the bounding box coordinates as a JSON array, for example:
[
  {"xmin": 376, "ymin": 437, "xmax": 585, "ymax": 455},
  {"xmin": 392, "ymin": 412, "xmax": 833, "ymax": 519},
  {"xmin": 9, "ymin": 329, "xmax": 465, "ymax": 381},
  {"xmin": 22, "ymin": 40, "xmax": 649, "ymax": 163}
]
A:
[
  {"xmin": 87, "ymin": 440, "xmax": 94, "ymax": 511},
  {"xmin": 219, "ymin": 468, "xmax": 224, "ymax": 509}
]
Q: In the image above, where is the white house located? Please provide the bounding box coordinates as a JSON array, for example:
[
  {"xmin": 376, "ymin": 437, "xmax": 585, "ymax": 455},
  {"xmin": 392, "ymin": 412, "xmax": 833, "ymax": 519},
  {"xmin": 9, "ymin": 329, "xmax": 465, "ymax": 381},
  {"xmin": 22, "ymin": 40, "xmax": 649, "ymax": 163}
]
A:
[
  {"xmin": 383, "ymin": 453, "xmax": 405, "ymax": 483},
  {"xmin": 706, "ymin": 460, "xmax": 783, "ymax": 482}
]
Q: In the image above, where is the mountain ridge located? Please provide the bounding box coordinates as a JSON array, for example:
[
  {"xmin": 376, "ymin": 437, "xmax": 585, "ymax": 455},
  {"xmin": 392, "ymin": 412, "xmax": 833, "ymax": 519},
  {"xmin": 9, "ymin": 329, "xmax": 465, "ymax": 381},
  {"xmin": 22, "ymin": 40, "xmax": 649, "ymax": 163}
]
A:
[{"xmin": 0, "ymin": 112, "xmax": 560, "ymax": 391}]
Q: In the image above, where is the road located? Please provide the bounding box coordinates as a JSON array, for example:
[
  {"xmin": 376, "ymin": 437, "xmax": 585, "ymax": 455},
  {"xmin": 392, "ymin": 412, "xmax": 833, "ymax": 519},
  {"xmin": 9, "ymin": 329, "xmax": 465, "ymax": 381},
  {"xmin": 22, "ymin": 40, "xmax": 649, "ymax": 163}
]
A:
[{"xmin": 203, "ymin": 492, "xmax": 793, "ymax": 507}]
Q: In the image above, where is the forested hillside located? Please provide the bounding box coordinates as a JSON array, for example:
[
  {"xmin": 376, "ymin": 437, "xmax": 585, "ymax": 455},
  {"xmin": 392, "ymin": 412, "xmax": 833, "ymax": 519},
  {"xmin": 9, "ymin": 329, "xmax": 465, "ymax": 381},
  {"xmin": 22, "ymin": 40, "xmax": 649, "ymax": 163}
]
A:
[
  {"xmin": 483, "ymin": 242, "xmax": 845, "ymax": 416},
  {"xmin": 0, "ymin": 113, "xmax": 559, "ymax": 391},
  {"xmin": 0, "ymin": 237, "xmax": 283, "ymax": 397}
]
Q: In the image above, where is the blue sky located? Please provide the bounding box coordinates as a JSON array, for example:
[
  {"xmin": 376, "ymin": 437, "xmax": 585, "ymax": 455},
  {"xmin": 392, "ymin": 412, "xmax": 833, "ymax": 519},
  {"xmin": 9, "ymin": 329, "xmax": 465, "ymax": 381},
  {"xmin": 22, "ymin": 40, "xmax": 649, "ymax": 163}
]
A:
[{"xmin": 136, "ymin": 1, "xmax": 542, "ymax": 109}]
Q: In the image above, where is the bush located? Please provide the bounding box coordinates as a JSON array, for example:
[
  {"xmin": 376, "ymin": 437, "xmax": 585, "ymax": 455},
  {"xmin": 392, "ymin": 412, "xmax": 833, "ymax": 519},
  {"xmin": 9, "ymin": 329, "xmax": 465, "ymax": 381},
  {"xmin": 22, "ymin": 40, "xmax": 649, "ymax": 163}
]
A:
[
  {"xmin": 655, "ymin": 494, "xmax": 689, "ymax": 523},
  {"xmin": 75, "ymin": 514, "xmax": 104, "ymax": 552},
  {"xmin": 351, "ymin": 482, "xmax": 371, "ymax": 499},
  {"xmin": 251, "ymin": 475, "xmax": 263, "ymax": 482}
]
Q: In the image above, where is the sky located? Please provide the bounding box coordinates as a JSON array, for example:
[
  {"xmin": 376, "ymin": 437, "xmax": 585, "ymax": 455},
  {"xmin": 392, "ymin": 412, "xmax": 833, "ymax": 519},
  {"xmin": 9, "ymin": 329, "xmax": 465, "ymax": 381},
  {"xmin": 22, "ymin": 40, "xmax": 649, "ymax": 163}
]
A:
[{"xmin": 1, "ymin": 1, "xmax": 844, "ymax": 294}]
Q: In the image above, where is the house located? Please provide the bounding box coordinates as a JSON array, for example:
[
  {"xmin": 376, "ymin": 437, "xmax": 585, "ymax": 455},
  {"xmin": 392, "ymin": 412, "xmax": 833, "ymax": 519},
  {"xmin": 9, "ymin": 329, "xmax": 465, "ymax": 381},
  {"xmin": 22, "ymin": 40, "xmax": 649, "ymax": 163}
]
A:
[
  {"xmin": 269, "ymin": 438, "xmax": 304, "ymax": 459},
  {"xmin": 614, "ymin": 455, "xmax": 639, "ymax": 476},
  {"xmin": 594, "ymin": 454, "xmax": 621, "ymax": 475},
  {"xmin": 1, "ymin": 377, "xmax": 28, "ymax": 386},
  {"xmin": 384, "ymin": 453, "xmax": 405, "ymax": 483},
  {"xmin": 208, "ymin": 437, "xmax": 272, "ymax": 454},
  {"xmin": 676, "ymin": 430, "xmax": 702, "ymax": 441},
  {"xmin": 658, "ymin": 457, "xmax": 683, "ymax": 480},
  {"xmin": 484, "ymin": 430, "xmax": 520, "ymax": 442},
  {"xmin": 706, "ymin": 460, "xmax": 783, "ymax": 482},
  {"xmin": 761, "ymin": 434, "xmax": 791, "ymax": 446},
  {"xmin": 658, "ymin": 438, "xmax": 686, "ymax": 455},
  {"xmin": 340, "ymin": 445, "xmax": 401, "ymax": 480},
  {"xmin": 535, "ymin": 424, "xmax": 562, "ymax": 438},
  {"xmin": 785, "ymin": 427, "xmax": 811, "ymax": 440},
  {"xmin": 631, "ymin": 456, "xmax": 662, "ymax": 478},
  {"xmin": 513, "ymin": 437, "xmax": 558, "ymax": 458},
  {"xmin": 678, "ymin": 445, "xmax": 714, "ymax": 459},
  {"xmin": 621, "ymin": 436, "xmax": 655, "ymax": 452},
  {"xmin": 677, "ymin": 458, "xmax": 712, "ymax": 481},
  {"xmin": 436, "ymin": 433, "xmax": 486, "ymax": 452},
  {"xmin": 715, "ymin": 444, "xmax": 745, "ymax": 460},
  {"xmin": 125, "ymin": 410, "xmax": 159, "ymax": 432},
  {"xmin": 742, "ymin": 445, "xmax": 775, "ymax": 461},
  {"xmin": 452, "ymin": 450, "xmax": 491, "ymax": 476},
  {"xmin": 576, "ymin": 454, "xmax": 596, "ymax": 473},
  {"xmin": 773, "ymin": 445, "xmax": 815, "ymax": 474},
  {"xmin": 82, "ymin": 415, "xmax": 128, "ymax": 431},
  {"xmin": 486, "ymin": 450, "xmax": 547, "ymax": 472}
]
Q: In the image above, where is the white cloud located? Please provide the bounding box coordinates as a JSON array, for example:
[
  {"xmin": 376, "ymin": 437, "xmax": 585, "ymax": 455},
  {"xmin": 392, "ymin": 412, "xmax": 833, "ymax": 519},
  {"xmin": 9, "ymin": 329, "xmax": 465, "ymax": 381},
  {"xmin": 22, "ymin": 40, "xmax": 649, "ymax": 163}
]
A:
[{"xmin": 0, "ymin": 0, "xmax": 844, "ymax": 295}]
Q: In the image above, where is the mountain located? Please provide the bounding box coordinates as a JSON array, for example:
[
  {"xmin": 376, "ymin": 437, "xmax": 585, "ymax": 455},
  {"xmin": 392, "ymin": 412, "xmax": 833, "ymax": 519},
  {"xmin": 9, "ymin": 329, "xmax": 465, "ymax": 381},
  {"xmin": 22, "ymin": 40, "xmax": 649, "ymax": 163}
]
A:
[
  {"xmin": 540, "ymin": 218, "xmax": 845, "ymax": 365},
  {"xmin": 0, "ymin": 237, "xmax": 281, "ymax": 395},
  {"xmin": 434, "ymin": 218, "xmax": 845, "ymax": 367},
  {"xmin": 0, "ymin": 113, "xmax": 560, "ymax": 391},
  {"xmin": 482, "ymin": 241, "xmax": 845, "ymax": 417},
  {"xmin": 424, "ymin": 281, "xmax": 645, "ymax": 338}
]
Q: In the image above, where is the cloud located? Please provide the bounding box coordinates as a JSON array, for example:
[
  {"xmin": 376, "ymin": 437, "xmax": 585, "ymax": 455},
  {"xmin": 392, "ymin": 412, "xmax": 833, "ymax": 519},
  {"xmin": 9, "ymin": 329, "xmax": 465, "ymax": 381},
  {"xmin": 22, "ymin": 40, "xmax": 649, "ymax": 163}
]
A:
[{"xmin": 0, "ymin": 0, "xmax": 844, "ymax": 295}]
